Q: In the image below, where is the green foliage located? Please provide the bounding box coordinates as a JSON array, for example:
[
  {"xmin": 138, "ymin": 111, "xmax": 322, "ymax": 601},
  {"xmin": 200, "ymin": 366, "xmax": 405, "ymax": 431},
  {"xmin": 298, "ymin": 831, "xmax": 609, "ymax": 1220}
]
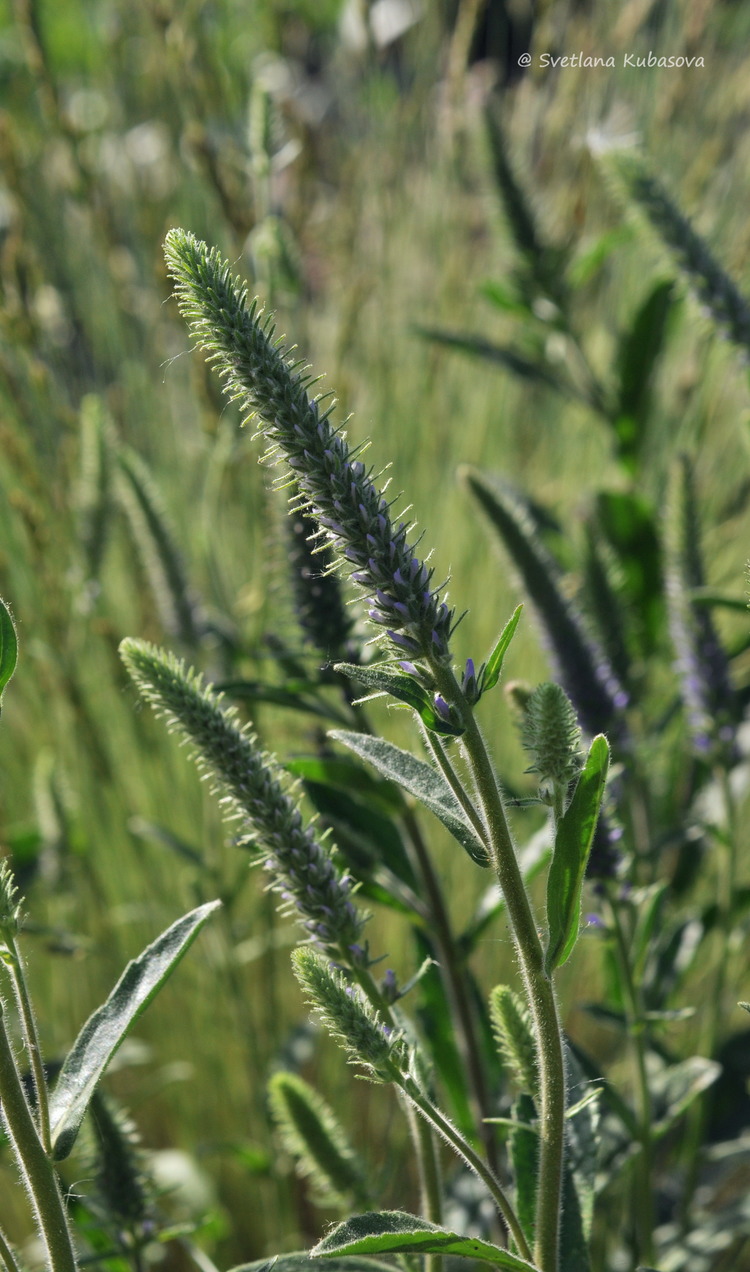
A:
[
  {"xmin": 312, "ymin": 1210, "xmax": 537, "ymax": 1271},
  {"xmin": 544, "ymin": 736, "xmax": 609, "ymax": 973},
  {"xmin": 267, "ymin": 1070, "xmax": 370, "ymax": 1209},
  {"xmin": 330, "ymin": 729, "xmax": 488, "ymax": 866},
  {"xmin": 0, "ymin": 600, "xmax": 18, "ymax": 707},
  {"xmin": 49, "ymin": 900, "xmax": 220, "ymax": 1160}
]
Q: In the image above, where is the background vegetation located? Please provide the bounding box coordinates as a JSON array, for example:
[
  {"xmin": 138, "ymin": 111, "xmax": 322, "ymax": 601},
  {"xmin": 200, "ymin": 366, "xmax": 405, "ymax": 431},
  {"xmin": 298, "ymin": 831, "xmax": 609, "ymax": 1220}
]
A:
[{"xmin": 2, "ymin": 1, "xmax": 750, "ymax": 1269}]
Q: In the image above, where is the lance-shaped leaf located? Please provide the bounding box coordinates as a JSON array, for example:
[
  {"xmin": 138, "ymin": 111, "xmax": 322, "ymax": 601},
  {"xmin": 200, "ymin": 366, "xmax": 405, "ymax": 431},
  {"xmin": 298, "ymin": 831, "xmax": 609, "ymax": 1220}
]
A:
[
  {"xmin": 330, "ymin": 731, "xmax": 489, "ymax": 867},
  {"xmin": 545, "ymin": 735, "xmax": 609, "ymax": 974},
  {"xmin": 335, "ymin": 663, "xmax": 464, "ymax": 737},
  {"xmin": 50, "ymin": 900, "xmax": 220, "ymax": 1159},
  {"xmin": 481, "ymin": 604, "xmax": 523, "ymax": 695},
  {"xmin": 0, "ymin": 599, "xmax": 18, "ymax": 705},
  {"xmin": 312, "ymin": 1211, "xmax": 537, "ymax": 1271},
  {"xmin": 231, "ymin": 1258, "xmax": 396, "ymax": 1272}
]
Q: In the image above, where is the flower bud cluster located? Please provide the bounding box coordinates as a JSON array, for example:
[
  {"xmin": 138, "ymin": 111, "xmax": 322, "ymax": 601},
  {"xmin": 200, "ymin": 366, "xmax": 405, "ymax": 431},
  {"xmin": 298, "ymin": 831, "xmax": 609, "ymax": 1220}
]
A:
[
  {"xmin": 520, "ymin": 681, "xmax": 583, "ymax": 803},
  {"xmin": 120, "ymin": 639, "xmax": 364, "ymax": 959},
  {"xmin": 0, "ymin": 860, "xmax": 22, "ymax": 943},
  {"xmin": 164, "ymin": 230, "xmax": 454, "ymax": 663},
  {"xmin": 292, "ymin": 947, "xmax": 406, "ymax": 1083},
  {"xmin": 611, "ymin": 152, "xmax": 750, "ymax": 356}
]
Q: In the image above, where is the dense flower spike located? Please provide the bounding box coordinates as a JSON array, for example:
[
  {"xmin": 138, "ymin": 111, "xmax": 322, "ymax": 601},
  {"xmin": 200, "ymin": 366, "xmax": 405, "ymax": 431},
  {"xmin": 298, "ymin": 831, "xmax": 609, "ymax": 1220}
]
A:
[
  {"xmin": 605, "ymin": 150, "xmax": 750, "ymax": 356},
  {"xmin": 119, "ymin": 638, "xmax": 364, "ymax": 958},
  {"xmin": 164, "ymin": 229, "xmax": 454, "ymax": 662},
  {"xmin": 287, "ymin": 510, "xmax": 355, "ymax": 659},
  {"xmin": 292, "ymin": 947, "xmax": 406, "ymax": 1083},
  {"xmin": 664, "ymin": 457, "xmax": 739, "ymax": 761}
]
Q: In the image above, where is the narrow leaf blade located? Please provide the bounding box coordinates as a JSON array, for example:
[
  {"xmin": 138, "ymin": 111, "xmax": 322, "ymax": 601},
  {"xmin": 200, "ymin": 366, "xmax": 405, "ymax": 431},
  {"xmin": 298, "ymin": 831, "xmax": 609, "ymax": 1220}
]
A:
[
  {"xmin": 482, "ymin": 605, "xmax": 523, "ymax": 693},
  {"xmin": 313, "ymin": 1211, "xmax": 536, "ymax": 1271},
  {"xmin": 230, "ymin": 1257, "xmax": 397, "ymax": 1272},
  {"xmin": 50, "ymin": 900, "xmax": 220, "ymax": 1159},
  {"xmin": 330, "ymin": 731, "xmax": 489, "ymax": 866},
  {"xmin": 335, "ymin": 664, "xmax": 464, "ymax": 736},
  {"xmin": 0, "ymin": 599, "xmax": 18, "ymax": 701},
  {"xmin": 545, "ymin": 735, "xmax": 610, "ymax": 973}
]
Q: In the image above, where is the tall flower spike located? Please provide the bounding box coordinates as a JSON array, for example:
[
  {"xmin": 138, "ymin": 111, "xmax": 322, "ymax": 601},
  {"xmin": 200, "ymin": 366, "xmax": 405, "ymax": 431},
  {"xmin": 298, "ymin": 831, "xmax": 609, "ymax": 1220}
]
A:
[
  {"xmin": 164, "ymin": 229, "xmax": 454, "ymax": 662},
  {"xmin": 119, "ymin": 638, "xmax": 364, "ymax": 959}
]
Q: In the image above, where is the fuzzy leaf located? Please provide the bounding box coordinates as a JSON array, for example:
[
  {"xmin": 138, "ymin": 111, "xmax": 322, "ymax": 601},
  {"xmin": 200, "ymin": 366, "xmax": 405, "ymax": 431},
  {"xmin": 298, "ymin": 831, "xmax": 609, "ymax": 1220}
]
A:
[
  {"xmin": 545, "ymin": 735, "xmax": 610, "ymax": 974},
  {"xmin": 230, "ymin": 1258, "xmax": 396, "ymax": 1272},
  {"xmin": 0, "ymin": 599, "xmax": 18, "ymax": 703},
  {"xmin": 509, "ymin": 1094, "xmax": 538, "ymax": 1246},
  {"xmin": 614, "ymin": 279, "xmax": 675, "ymax": 470},
  {"xmin": 330, "ymin": 731, "xmax": 489, "ymax": 867},
  {"xmin": 482, "ymin": 605, "xmax": 523, "ymax": 694},
  {"xmin": 651, "ymin": 1056, "xmax": 722, "ymax": 1138},
  {"xmin": 335, "ymin": 664, "xmax": 464, "ymax": 736},
  {"xmin": 50, "ymin": 901, "xmax": 220, "ymax": 1159},
  {"xmin": 312, "ymin": 1211, "xmax": 536, "ymax": 1270}
]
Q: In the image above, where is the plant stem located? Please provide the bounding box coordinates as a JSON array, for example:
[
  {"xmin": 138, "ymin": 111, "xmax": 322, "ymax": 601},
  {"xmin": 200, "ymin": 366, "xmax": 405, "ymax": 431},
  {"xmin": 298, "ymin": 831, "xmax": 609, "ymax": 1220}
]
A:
[
  {"xmin": 399, "ymin": 1073, "xmax": 533, "ymax": 1265},
  {"xmin": 400, "ymin": 799, "xmax": 503, "ymax": 1180},
  {"xmin": 430, "ymin": 661, "xmax": 566, "ymax": 1272},
  {"xmin": 0, "ymin": 1228, "xmax": 22, "ymax": 1272},
  {"xmin": 606, "ymin": 889, "xmax": 655, "ymax": 1265},
  {"xmin": 6, "ymin": 933, "xmax": 52, "ymax": 1153},
  {"xmin": 352, "ymin": 964, "xmax": 444, "ymax": 1235},
  {"xmin": 426, "ymin": 733, "xmax": 487, "ymax": 841},
  {"xmin": 0, "ymin": 1005, "xmax": 78, "ymax": 1272}
]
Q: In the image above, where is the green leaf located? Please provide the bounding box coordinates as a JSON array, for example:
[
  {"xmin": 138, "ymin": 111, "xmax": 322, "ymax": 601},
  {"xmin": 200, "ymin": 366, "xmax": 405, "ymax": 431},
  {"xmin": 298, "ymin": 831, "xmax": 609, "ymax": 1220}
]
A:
[
  {"xmin": 216, "ymin": 679, "xmax": 349, "ymax": 725},
  {"xmin": 509, "ymin": 1094, "xmax": 538, "ymax": 1246},
  {"xmin": 0, "ymin": 599, "xmax": 18, "ymax": 706},
  {"xmin": 49, "ymin": 901, "xmax": 220, "ymax": 1159},
  {"xmin": 614, "ymin": 279, "xmax": 676, "ymax": 470},
  {"xmin": 545, "ymin": 735, "xmax": 610, "ymax": 974},
  {"xmin": 414, "ymin": 329, "xmax": 571, "ymax": 395},
  {"xmin": 230, "ymin": 1257, "xmax": 396, "ymax": 1272},
  {"xmin": 481, "ymin": 605, "xmax": 523, "ymax": 694},
  {"xmin": 312, "ymin": 1211, "xmax": 537, "ymax": 1271},
  {"xmin": 334, "ymin": 663, "xmax": 464, "ymax": 736},
  {"xmin": 330, "ymin": 731, "xmax": 489, "ymax": 867},
  {"xmin": 478, "ymin": 279, "xmax": 530, "ymax": 315},
  {"xmin": 651, "ymin": 1056, "xmax": 721, "ymax": 1139},
  {"xmin": 565, "ymin": 1047, "xmax": 600, "ymax": 1242}
]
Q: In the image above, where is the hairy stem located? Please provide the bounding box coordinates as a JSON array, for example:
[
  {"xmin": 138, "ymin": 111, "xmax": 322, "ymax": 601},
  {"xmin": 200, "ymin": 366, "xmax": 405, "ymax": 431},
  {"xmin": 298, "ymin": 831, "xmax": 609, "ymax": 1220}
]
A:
[
  {"xmin": 399, "ymin": 1073, "xmax": 532, "ymax": 1264},
  {"xmin": 0, "ymin": 1228, "xmax": 22, "ymax": 1272},
  {"xmin": 400, "ymin": 800, "xmax": 503, "ymax": 1182},
  {"xmin": 0, "ymin": 1005, "xmax": 78, "ymax": 1272},
  {"xmin": 430, "ymin": 661, "xmax": 566, "ymax": 1272},
  {"xmin": 6, "ymin": 933, "xmax": 52, "ymax": 1153}
]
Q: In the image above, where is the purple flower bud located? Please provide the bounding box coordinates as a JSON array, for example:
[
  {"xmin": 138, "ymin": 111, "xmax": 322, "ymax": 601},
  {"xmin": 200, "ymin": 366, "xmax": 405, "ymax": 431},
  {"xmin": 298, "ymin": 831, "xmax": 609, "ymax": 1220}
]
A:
[
  {"xmin": 389, "ymin": 630, "xmax": 421, "ymax": 654},
  {"xmin": 434, "ymin": 694, "xmax": 452, "ymax": 722}
]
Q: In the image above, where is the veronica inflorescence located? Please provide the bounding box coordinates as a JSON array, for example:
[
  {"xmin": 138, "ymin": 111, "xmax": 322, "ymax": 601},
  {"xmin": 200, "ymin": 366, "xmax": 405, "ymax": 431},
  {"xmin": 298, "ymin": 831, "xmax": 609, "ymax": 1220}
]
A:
[
  {"xmin": 120, "ymin": 639, "xmax": 365, "ymax": 961},
  {"xmin": 164, "ymin": 229, "xmax": 454, "ymax": 664}
]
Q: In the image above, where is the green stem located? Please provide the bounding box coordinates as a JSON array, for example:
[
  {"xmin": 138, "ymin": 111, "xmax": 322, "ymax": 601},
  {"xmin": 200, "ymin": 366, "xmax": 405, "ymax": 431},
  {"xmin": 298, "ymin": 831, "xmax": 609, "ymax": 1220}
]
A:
[
  {"xmin": 398, "ymin": 1073, "xmax": 533, "ymax": 1265},
  {"xmin": 0, "ymin": 1005, "xmax": 78, "ymax": 1272},
  {"xmin": 6, "ymin": 933, "xmax": 52, "ymax": 1154},
  {"xmin": 430, "ymin": 661, "xmax": 566, "ymax": 1272},
  {"xmin": 400, "ymin": 800, "xmax": 503, "ymax": 1181},
  {"xmin": 425, "ymin": 733, "xmax": 487, "ymax": 841},
  {"xmin": 0, "ymin": 1227, "xmax": 22, "ymax": 1272},
  {"xmin": 351, "ymin": 965, "xmax": 444, "ymax": 1233},
  {"xmin": 606, "ymin": 890, "xmax": 654, "ymax": 1265}
]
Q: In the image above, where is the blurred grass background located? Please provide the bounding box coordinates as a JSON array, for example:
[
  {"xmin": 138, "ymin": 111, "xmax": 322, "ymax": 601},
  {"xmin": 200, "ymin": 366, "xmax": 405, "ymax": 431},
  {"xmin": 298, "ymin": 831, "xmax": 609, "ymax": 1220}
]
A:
[{"xmin": 1, "ymin": 0, "xmax": 750, "ymax": 1265}]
